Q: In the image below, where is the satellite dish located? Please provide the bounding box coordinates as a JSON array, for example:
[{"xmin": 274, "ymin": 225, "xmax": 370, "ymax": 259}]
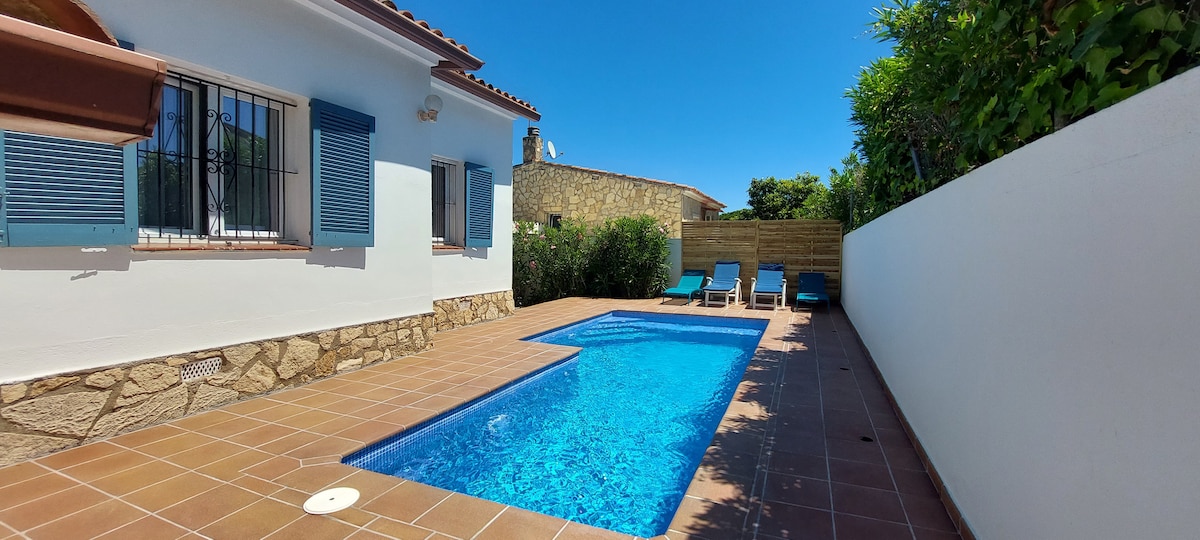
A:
[{"xmin": 546, "ymin": 140, "xmax": 558, "ymax": 160}]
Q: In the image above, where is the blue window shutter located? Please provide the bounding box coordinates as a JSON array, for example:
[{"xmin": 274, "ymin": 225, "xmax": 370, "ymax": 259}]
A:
[
  {"xmin": 0, "ymin": 131, "xmax": 137, "ymax": 247},
  {"xmin": 464, "ymin": 162, "xmax": 494, "ymax": 248},
  {"xmin": 310, "ymin": 99, "xmax": 374, "ymax": 247}
]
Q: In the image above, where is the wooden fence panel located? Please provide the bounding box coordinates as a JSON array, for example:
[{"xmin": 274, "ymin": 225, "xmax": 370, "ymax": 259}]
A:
[{"xmin": 682, "ymin": 219, "xmax": 842, "ymax": 301}]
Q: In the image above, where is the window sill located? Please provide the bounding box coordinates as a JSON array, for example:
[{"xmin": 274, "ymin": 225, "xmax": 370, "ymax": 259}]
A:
[
  {"xmin": 432, "ymin": 244, "xmax": 465, "ymax": 253},
  {"xmin": 132, "ymin": 242, "xmax": 310, "ymax": 252}
]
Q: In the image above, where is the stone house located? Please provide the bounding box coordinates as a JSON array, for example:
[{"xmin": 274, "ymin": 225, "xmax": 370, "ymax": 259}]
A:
[
  {"xmin": 512, "ymin": 128, "xmax": 725, "ymax": 280},
  {"xmin": 0, "ymin": 0, "xmax": 539, "ymax": 464}
]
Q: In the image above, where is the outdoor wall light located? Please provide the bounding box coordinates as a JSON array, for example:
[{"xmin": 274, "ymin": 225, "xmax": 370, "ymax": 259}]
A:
[{"xmin": 417, "ymin": 94, "xmax": 443, "ymax": 122}]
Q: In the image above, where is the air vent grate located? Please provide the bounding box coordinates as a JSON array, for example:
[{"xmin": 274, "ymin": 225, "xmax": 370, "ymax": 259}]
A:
[{"xmin": 181, "ymin": 357, "xmax": 222, "ymax": 382}]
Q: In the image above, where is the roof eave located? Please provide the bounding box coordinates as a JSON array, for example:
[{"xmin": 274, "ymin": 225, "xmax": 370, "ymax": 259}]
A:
[
  {"xmin": 432, "ymin": 70, "xmax": 540, "ymax": 121},
  {"xmin": 332, "ymin": 0, "xmax": 483, "ymax": 70}
]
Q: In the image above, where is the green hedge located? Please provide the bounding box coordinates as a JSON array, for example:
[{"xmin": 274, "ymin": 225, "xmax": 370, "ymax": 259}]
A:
[
  {"xmin": 849, "ymin": 0, "xmax": 1200, "ymax": 220},
  {"xmin": 513, "ymin": 215, "xmax": 670, "ymax": 307}
]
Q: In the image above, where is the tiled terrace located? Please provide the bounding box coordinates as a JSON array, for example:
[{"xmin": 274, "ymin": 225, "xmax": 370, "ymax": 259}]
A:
[{"xmin": 0, "ymin": 298, "xmax": 962, "ymax": 540}]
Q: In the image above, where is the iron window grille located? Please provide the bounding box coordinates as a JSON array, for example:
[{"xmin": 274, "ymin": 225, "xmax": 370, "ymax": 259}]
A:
[
  {"xmin": 432, "ymin": 158, "xmax": 461, "ymax": 245},
  {"xmin": 137, "ymin": 72, "xmax": 293, "ymax": 240}
]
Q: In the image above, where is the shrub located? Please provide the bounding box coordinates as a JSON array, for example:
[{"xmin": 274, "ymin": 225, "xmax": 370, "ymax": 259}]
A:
[
  {"xmin": 512, "ymin": 216, "xmax": 670, "ymax": 307},
  {"xmin": 585, "ymin": 216, "xmax": 670, "ymax": 299}
]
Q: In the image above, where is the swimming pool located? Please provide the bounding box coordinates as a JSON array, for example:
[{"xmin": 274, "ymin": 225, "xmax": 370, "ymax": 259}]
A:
[{"xmin": 343, "ymin": 311, "xmax": 768, "ymax": 536}]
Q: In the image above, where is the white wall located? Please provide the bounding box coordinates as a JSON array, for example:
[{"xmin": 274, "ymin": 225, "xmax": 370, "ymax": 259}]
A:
[
  {"xmin": 429, "ymin": 86, "xmax": 515, "ymax": 301},
  {"xmin": 842, "ymin": 68, "xmax": 1200, "ymax": 540},
  {"xmin": 0, "ymin": 0, "xmax": 515, "ymax": 382}
]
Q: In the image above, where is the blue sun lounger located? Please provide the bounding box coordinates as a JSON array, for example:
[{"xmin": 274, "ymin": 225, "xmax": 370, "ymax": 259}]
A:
[
  {"xmin": 702, "ymin": 261, "xmax": 742, "ymax": 307},
  {"xmin": 750, "ymin": 263, "xmax": 787, "ymax": 310},
  {"xmin": 795, "ymin": 272, "xmax": 830, "ymax": 310},
  {"xmin": 662, "ymin": 269, "xmax": 709, "ymax": 304}
]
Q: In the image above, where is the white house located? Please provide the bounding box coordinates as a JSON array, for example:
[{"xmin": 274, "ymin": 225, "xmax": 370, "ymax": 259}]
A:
[{"xmin": 0, "ymin": 0, "xmax": 539, "ymax": 462}]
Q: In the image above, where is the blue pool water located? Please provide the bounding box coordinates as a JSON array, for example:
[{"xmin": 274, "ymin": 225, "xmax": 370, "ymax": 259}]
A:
[{"xmin": 343, "ymin": 311, "xmax": 767, "ymax": 537}]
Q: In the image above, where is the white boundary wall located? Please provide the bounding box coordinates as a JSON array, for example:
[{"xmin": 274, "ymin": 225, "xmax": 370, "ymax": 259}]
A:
[{"xmin": 842, "ymin": 67, "xmax": 1200, "ymax": 539}]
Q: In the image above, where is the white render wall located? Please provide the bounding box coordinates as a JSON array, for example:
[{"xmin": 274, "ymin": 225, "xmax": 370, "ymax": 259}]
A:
[
  {"xmin": 0, "ymin": 0, "xmax": 515, "ymax": 382},
  {"xmin": 842, "ymin": 67, "xmax": 1200, "ymax": 540},
  {"xmin": 429, "ymin": 87, "xmax": 515, "ymax": 302}
]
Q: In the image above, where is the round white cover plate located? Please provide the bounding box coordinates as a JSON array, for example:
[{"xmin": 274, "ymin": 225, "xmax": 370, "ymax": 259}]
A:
[{"xmin": 304, "ymin": 487, "xmax": 360, "ymax": 515}]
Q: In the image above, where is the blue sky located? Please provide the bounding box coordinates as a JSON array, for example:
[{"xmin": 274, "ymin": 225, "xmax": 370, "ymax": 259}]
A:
[{"xmin": 406, "ymin": 1, "xmax": 894, "ymax": 210}]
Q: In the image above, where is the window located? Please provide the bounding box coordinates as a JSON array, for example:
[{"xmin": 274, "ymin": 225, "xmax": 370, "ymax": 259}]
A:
[
  {"xmin": 431, "ymin": 158, "xmax": 463, "ymax": 245},
  {"xmin": 547, "ymin": 213, "xmax": 562, "ymax": 229},
  {"xmin": 137, "ymin": 73, "xmax": 290, "ymax": 239}
]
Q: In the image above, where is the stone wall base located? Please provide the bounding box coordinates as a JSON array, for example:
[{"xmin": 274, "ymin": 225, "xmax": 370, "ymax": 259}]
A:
[{"xmin": 0, "ymin": 290, "xmax": 515, "ymax": 465}]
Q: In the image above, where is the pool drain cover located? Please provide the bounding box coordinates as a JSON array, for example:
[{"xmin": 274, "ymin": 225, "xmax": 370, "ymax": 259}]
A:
[{"xmin": 304, "ymin": 487, "xmax": 360, "ymax": 515}]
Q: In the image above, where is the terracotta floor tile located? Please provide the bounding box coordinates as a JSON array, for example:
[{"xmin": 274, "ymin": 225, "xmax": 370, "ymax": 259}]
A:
[
  {"xmin": 26, "ymin": 498, "xmax": 147, "ymax": 540},
  {"xmin": 121, "ymin": 472, "xmax": 222, "ymax": 512},
  {"xmin": 293, "ymin": 392, "xmax": 349, "ymax": 409},
  {"xmin": 408, "ymin": 394, "xmax": 462, "ymax": 413},
  {"xmin": 93, "ymin": 515, "xmax": 189, "ymax": 540},
  {"xmin": 162, "ymin": 440, "xmax": 247, "ymax": 469},
  {"xmin": 413, "ymin": 493, "xmax": 505, "ymax": 539},
  {"xmin": 243, "ymin": 456, "xmax": 302, "ymax": 481},
  {"xmin": 322, "ymin": 397, "xmax": 377, "ymax": 415},
  {"xmin": 762, "ymin": 473, "xmax": 831, "ymax": 510},
  {"xmin": 220, "ymin": 398, "xmax": 279, "ymax": 416},
  {"xmin": 246, "ymin": 402, "xmax": 310, "ymax": 422},
  {"xmin": 107, "ymin": 425, "xmax": 189, "ymax": 449},
  {"xmin": 914, "ymin": 526, "xmax": 964, "ymax": 540},
  {"xmin": 0, "ymin": 471, "xmax": 77, "ymax": 509},
  {"xmin": 36, "ymin": 441, "xmax": 124, "ymax": 469},
  {"xmin": 198, "ymin": 497, "xmax": 305, "ymax": 540},
  {"xmin": 357, "ymin": 387, "xmax": 407, "ymax": 402},
  {"xmin": 901, "ymin": 493, "xmax": 958, "ymax": 532},
  {"xmin": 137, "ymin": 432, "xmax": 221, "ymax": 459},
  {"xmin": 755, "ymin": 500, "xmax": 834, "ymax": 540},
  {"xmin": 192, "ymin": 416, "xmax": 269, "ymax": 439},
  {"xmin": 272, "ymin": 463, "xmax": 356, "ymax": 493},
  {"xmin": 264, "ymin": 514, "xmax": 360, "ymax": 539},
  {"xmin": 169, "ymin": 410, "xmax": 240, "ymax": 432},
  {"xmin": 306, "ymin": 416, "xmax": 365, "ymax": 436},
  {"xmin": 556, "ymin": 521, "xmax": 636, "ymax": 540},
  {"xmin": 372, "ymin": 407, "xmax": 435, "ymax": 429},
  {"xmin": 335, "ymin": 470, "xmax": 405, "ymax": 505},
  {"xmin": 275, "ymin": 409, "xmax": 343, "ymax": 430},
  {"xmin": 194, "ymin": 449, "xmax": 273, "ymax": 481},
  {"xmin": 329, "ymin": 507, "xmax": 376, "ymax": 527},
  {"xmin": 61, "ymin": 450, "xmax": 154, "ymax": 483},
  {"xmin": 685, "ymin": 471, "xmax": 754, "ymax": 506},
  {"xmin": 231, "ymin": 474, "xmax": 285, "ymax": 496},
  {"xmin": 346, "ymin": 530, "xmax": 393, "ymax": 540},
  {"xmin": 834, "ymin": 513, "xmax": 914, "ymax": 540},
  {"xmin": 0, "ymin": 484, "xmax": 110, "ymax": 531},
  {"xmin": 361, "ymin": 481, "xmax": 452, "ymax": 523},
  {"xmin": 475, "ymin": 507, "xmax": 566, "ymax": 540},
  {"xmin": 828, "ymin": 458, "xmax": 897, "ymax": 491},
  {"xmin": 830, "ymin": 482, "xmax": 907, "ymax": 524},
  {"xmin": 286, "ymin": 436, "xmax": 363, "ymax": 460},
  {"xmin": 348, "ymin": 402, "xmax": 401, "ymax": 420},
  {"xmin": 157, "ymin": 484, "xmax": 262, "ymax": 530},
  {"xmin": 257, "ymin": 431, "xmax": 325, "ymax": 457},
  {"xmin": 666, "ymin": 496, "xmax": 749, "ymax": 539},
  {"xmin": 365, "ymin": 517, "xmax": 436, "ymax": 539},
  {"xmin": 334, "ymin": 420, "xmax": 404, "ymax": 444},
  {"xmin": 226, "ymin": 423, "xmax": 301, "ymax": 448},
  {"xmin": 385, "ymin": 391, "xmax": 432, "ymax": 407},
  {"xmin": 90, "ymin": 459, "xmax": 187, "ymax": 496}
]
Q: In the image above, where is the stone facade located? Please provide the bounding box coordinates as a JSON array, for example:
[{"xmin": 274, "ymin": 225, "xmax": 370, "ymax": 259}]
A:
[
  {"xmin": 512, "ymin": 161, "xmax": 722, "ymax": 238},
  {"xmin": 433, "ymin": 290, "xmax": 517, "ymax": 331},
  {"xmin": 0, "ymin": 290, "xmax": 515, "ymax": 465}
]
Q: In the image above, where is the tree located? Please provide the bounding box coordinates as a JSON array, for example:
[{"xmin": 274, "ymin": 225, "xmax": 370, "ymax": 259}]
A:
[
  {"xmin": 719, "ymin": 208, "xmax": 754, "ymax": 221},
  {"xmin": 849, "ymin": 0, "xmax": 1200, "ymax": 223},
  {"xmin": 746, "ymin": 172, "xmax": 823, "ymax": 220}
]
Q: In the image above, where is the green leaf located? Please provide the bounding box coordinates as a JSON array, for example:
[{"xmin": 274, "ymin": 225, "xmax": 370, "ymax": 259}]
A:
[
  {"xmin": 992, "ymin": 9, "xmax": 1012, "ymax": 32},
  {"xmin": 1160, "ymin": 36, "xmax": 1182, "ymax": 57},
  {"xmin": 1130, "ymin": 6, "xmax": 1169, "ymax": 33},
  {"xmin": 1082, "ymin": 47, "xmax": 1112, "ymax": 78}
]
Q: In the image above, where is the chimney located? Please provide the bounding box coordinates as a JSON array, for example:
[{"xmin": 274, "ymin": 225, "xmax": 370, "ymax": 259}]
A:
[{"xmin": 522, "ymin": 126, "xmax": 543, "ymax": 164}]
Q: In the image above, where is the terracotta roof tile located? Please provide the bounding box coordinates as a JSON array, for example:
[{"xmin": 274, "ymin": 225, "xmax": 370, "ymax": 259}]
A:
[
  {"xmin": 433, "ymin": 69, "xmax": 539, "ymax": 121},
  {"xmin": 336, "ymin": 1, "xmax": 480, "ymax": 68}
]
